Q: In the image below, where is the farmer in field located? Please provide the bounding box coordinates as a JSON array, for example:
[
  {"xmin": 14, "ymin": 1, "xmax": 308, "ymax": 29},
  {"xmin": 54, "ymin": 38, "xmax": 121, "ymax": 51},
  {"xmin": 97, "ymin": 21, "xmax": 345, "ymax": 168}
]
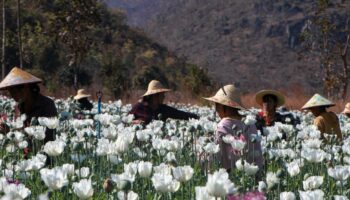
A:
[
  {"xmin": 342, "ymin": 102, "xmax": 350, "ymax": 118},
  {"xmin": 0, "ymin": 67, "xmax": 57, "ymax": 143},
  {"xmin": 129, "ymin": 80, "xmax": 199, "ymax": 125},
  {"xmin": 203, "ymin": 85, "xmax": 263, "ymax": 173},
  {"xmin": 71, "ymin": 89, "xmax": 94, "ymax": 119},
  {"xmin": 74, "ymin": 89, "xmax": 93, "ymax": 111},
  {"xmin": 255, "ymin": 90, "xmax": 299, "ymax": 136},
  {"xmin": 302, "ymin": 94, "xmax": 342, "ymax": 141}
]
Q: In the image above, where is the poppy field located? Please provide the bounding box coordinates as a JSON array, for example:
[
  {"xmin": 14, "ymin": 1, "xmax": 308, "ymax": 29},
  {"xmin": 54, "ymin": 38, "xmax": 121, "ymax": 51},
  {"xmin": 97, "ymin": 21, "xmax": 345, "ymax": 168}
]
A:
[{"xmin": 0, "ymin": 96, "xmax": 349, "ymax": 199}]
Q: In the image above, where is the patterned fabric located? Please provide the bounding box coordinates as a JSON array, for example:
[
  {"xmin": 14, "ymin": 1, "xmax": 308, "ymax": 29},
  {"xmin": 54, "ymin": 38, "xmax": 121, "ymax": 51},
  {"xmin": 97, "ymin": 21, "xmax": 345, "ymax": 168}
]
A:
[
  {"xmin": 129, "ymin": 102, "xmax": 199, "ymax": 124},
  {"xmin": 314, "ymin": 111, "xmax": 342, "ymax": 141},
  {"xmin": 0, "ymin": 114, "xmax": 9, "ymax": 134},
  {"xmin": 215, "ymin": 118, "xmax": 263, "ymax": 170},
  {"xmin": 129, "ymin": 102, "xmax": 153, "ymax": 124},
  {"xmin": 255, "ymin": 111, "xmax": 300, "ymax": 136}
]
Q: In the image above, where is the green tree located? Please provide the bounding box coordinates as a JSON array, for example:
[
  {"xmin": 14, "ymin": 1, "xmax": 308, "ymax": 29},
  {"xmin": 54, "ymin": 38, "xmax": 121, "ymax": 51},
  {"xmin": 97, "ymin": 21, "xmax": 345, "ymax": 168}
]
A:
[{"xmin": 50, "ymin": 0, "xmax": 102, "ymax": 89}]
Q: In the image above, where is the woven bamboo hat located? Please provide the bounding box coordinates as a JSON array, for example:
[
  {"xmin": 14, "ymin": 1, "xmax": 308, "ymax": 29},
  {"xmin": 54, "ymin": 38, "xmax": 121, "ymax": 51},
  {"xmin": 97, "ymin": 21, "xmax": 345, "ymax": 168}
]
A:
[
  {"xmin": 74, "ymin": 89, "xmax": 91, "ymax": 100},
  {"xmin": 0, "ymin": 67, "xmax": 42, "ymax": 90},
  {"xmin": 342, "ymin": 103, "xmax": 350, "ymax": 114},
  {"xmin": 142, "ymin": 80, "xmax": 171, "ymax": 97},
  {"xmin": 255, "ymin": 90, "xmax": 285, "ymax": 107},
  {"xmin": 301, "ymin": 93, "xmax": 335, "ymax": 110},
  {"xmin": 203, "ymin": 84, "xmax": 245, "ymax": 110}
]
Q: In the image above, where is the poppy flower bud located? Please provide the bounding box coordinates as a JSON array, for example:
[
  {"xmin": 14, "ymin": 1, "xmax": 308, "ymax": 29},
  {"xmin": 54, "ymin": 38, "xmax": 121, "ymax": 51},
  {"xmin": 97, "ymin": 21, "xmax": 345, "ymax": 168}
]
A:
[{"xmin": 103, "ymin": 178, "xmax": 115, "ymax": 193}]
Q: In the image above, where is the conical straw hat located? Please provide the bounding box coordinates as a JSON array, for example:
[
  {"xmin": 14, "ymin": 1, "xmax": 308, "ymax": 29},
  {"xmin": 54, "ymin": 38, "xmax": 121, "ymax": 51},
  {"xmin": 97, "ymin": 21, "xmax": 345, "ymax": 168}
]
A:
[
  {"xmin": 142, "ymin": 80, "xmax": 171, "ymax": 97},
  {"xmin": 342, "ymin": 102, "xmax": 350, "ymax": 114},
  {"xmin": 255, "ymin": 90, "xmax": 285, "ymax": 107},
  {"xmin": 74, "ymin": 89, "xmax": 91, "ymax": 100},
  {"xmin": 0, "ymin": 67, "xmax": 42, "ymax": 90},
  {"xmin": 203, "ymin": 84, "xmax": 245, "ymax": 110},
  {"xmin": 301, "ymin": 93, "xmax": 335, "ymax": 110}
]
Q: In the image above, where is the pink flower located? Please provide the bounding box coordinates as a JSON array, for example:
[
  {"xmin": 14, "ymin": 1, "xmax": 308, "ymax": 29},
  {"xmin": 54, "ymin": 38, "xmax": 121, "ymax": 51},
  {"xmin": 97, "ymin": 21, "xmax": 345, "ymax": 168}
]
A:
[
  {"xmin": 1, "ymin": 114, "xmax": 8, "ymax": 121},
  {"xmin": 7, "ymin": 179, "xmax": 21, "ymax": 185},
  {"xmin": 227, "ymin": 191, "xmax": 266, "ymax": 200}
]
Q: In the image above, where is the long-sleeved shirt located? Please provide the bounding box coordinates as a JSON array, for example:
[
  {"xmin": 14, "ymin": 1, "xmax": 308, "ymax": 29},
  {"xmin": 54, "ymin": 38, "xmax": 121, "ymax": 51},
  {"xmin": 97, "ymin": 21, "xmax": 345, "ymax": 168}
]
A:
[
  {"xmin": 314, "ymin": 111, "xmax": 342, "ymax": 141},
  {"xmin": 215, "ymin": 117, "xmax": 264, "ymax": 170},
  {"xmin": 129, "ymin": 102, "xmax": 199, "ymax": 124}
]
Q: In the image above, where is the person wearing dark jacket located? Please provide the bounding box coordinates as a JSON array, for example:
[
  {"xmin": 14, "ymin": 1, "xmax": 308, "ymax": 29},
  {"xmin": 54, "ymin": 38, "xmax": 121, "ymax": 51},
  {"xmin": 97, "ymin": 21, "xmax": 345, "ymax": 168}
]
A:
[
  {"xmin": 129, "ymin": 80, "xmax": 199, "ymax": 125},
  {"xmin": 255, "ymin": 90, "xmax": 299, "ymax": 137},
  {"xmin": 0, "ymin": 67, "xmax": 57, "ymax": 144},
  {"xmin": 74, "ymin": 89, "xmax": 93, "ymax": 111}
]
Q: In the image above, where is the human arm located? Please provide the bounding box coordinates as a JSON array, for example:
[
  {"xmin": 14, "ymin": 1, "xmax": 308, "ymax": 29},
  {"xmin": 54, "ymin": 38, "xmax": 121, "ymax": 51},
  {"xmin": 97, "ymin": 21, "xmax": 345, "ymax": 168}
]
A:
[{"xmin": 158, "ymin": 105, "xmax": 199, "ymax": 121}]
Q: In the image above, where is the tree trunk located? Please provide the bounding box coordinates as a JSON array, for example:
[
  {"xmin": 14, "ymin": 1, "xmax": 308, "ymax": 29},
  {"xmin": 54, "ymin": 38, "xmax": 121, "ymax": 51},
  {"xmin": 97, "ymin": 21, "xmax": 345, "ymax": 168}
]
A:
[
  {"xmin": 1, "ymin": 0, "xmax": 5, "ymax": 79},
  {"xmin": 74, "ymin": 70, "xmax": 78, "ymax": 90},
  {"xmin": 341, "ymin": 33, "xmax": 350, "ymax": 102},
  {"xmin": 17, "ymin": 0, "xmax": 22, "ymax": 69},
  {"xmin": 73, "ymin": 53, "xmax": 79, "ymax": 91}
]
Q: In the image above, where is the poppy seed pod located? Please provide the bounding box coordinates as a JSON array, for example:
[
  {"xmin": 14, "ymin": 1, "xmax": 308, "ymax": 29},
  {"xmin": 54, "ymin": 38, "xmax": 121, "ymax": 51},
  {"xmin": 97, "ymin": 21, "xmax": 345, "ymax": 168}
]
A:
[{"xmin": 103, "ymin": 178, "xmax": 115, "ymax": 193}]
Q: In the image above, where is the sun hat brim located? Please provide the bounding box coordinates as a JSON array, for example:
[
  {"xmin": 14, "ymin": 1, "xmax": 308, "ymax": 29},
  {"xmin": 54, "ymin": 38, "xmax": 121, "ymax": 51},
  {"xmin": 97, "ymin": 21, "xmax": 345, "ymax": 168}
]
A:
[
  {"xmin": 203, "ymin": 96, "xmax": 246, "ymax": 110},
  {"xmin": 74, "ymin": 94, "xmax": 91, "ymax": 100},
  {"xmin": 301, "ymin": 103, "xmax": 335, "ymax": 110},
  {"xmin": 255, "ymin": 90, "xmax": 285, "ymax": 107},
  {"xmin": 301, "ymin": 93, "xmax": 336, "ymax": 110},
  {"xmin": 142, "ymin": 89, "xmax": 171, "ymax": 97},
  {"xmin": 0, "ymin": 67, "xmax": 42, "ymax": 90},
  {"xmin": 0, "ymin": 80, "xmax": 42, "ymax": 90}
]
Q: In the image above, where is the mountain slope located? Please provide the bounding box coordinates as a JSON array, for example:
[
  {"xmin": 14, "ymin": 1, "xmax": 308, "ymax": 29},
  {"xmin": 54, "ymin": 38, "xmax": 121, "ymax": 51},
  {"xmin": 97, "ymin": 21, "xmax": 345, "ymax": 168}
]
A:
[
  {"xmin": 0, "ymin": 0, "xmax": 212, "ymax": 99},
  {"xmin": 107, "ymin": 0, "xmax": 350, "ymax": 94}
]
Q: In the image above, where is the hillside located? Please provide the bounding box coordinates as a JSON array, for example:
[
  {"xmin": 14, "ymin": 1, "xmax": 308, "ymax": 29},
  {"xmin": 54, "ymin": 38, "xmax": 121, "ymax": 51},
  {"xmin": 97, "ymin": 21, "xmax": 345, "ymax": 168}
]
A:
[
  {"xmin": 0, "ymin": 0, "xmax": 212, "ymax": 100},
  {"xmin": 106, "ymin": 0, "xmax": 350, "ymax": 95}
]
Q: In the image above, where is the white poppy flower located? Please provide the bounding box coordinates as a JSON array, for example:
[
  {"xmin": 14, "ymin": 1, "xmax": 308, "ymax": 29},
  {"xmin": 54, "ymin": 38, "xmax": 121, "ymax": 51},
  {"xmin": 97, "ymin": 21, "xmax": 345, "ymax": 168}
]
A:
[
  {"xmin": 328, "ymin": 165, "xmax": 350, "ymax": 181},
  {"xmin": 205, "ymin": 169, "xmax": 236, "ymax": 197},
  {"xmin": 195, "ymin": 186, "xmax": 215, "ymax": 200},
  {"xmin": 40, "ymin": 168, "xmax": 69, "ymax": 190},
  {"xmin": 38, "ymin": 117, "xmax": 59, "ymax": 129},
  {"xmin": 117, "ymin": 190, "xmax": 139, "ymax": 200},
  {"xmin": 280, "ymin": 191, "xmax": 296, "ymax": 200},
  {"xmin": 299, "ymin": 189, "xmax": 324, "ymax": 200},
  {"xmin": 266, "ymin": 172, "xmax": 280, "ymax": 189},
  {"xmin": 303, "ymin": 176, "xmax": 323, "ymax": 190},
  {"xmin": 334, "ymin": 195, "xmax": 349, "ymax": 200},
  {"xmin": 138, "ymin": 161, "xmax": 153, "ymax": 178},
  {"xmin": 72, "ymin": 179, "xmax": 94, "ymax": 199},
  {"xmin": 151, "ymin": 173, "xmax": 180, "ymax": 193},
  {"xmin": 75, "ymin": 167, "xmax": 90, "ymax": 178},
  {"xmin": 203, "ymin": 142, "xmax": 220, "ymax": 154},
  {"xmin": 172, "ymin": 165, "xmax": 194, "ymax": 182},
  {"xmin": 43, "ymin": 140, "xmax": 66, "ymax": 156},
  {"xmin": 2, "ymin": 183, "xmax": 31, "ymax": 199},
  {"xmin": 25, "ymin": 126, "xmax": 46, "ymax": 140},
  {"xmin": 235, "ymin": 159, "xmax": 259, "ymax": 176}
]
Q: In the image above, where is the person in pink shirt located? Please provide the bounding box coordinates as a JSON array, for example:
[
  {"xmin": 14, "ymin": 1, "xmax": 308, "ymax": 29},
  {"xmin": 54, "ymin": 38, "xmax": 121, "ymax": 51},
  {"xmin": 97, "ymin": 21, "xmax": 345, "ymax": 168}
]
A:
[{"xmin": 204, "ymin": 85, "xmax": 263, "ymax": 173}]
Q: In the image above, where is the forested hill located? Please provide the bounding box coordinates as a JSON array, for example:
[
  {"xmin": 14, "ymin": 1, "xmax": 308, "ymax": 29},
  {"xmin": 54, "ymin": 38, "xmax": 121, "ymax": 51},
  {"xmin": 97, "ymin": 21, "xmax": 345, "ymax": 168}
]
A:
[
  {"xmin": 0, "ymin": 0, "xmax": 212, "ymax": 99},
  {"xmin": 106, "ymin": 0, "xmax": 350, "ymax": 95}
]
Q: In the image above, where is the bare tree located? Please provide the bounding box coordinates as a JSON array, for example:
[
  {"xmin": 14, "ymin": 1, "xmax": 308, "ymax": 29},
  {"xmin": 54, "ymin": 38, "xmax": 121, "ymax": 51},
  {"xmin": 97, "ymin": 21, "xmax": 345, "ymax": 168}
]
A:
[
  {"xmin": 301, "ymin": 0, "xmax": 350, "ymax": 100},
  {"xmin": 341, "ymin": 31, "xmax": 349, "ymax": 101}
]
